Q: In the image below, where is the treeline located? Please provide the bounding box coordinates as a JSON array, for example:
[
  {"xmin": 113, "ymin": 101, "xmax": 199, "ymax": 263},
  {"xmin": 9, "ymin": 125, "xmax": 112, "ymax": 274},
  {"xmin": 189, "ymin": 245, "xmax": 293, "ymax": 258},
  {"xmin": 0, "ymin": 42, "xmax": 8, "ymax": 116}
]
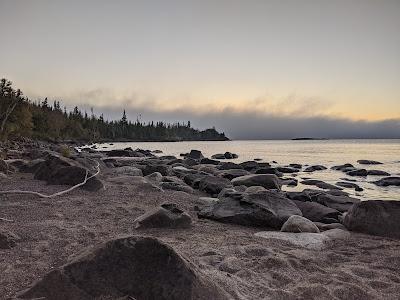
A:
[{"xmin": 0, "ymin": 78, "xmax": 228, "ymax": 142}]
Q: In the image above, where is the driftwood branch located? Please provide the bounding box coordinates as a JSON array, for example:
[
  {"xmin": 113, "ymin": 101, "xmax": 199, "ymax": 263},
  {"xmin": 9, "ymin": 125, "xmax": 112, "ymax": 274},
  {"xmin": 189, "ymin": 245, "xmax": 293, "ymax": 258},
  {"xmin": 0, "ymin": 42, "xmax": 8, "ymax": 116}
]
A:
[
  {"xmin": 0, "ymin": 217, "xmax": 13, "ymax": 222},
  {"xmin": 0, "ymin": 162, "xmax": 100, "ymax": 198}
]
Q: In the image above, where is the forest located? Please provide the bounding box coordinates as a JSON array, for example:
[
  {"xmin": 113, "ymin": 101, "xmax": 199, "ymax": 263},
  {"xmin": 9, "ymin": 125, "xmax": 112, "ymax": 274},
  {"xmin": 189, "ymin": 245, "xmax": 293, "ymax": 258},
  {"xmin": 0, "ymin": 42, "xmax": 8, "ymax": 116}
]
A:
[{"xmin": 0, "ymin": 78, "xmax": 228, "ymax": 142}]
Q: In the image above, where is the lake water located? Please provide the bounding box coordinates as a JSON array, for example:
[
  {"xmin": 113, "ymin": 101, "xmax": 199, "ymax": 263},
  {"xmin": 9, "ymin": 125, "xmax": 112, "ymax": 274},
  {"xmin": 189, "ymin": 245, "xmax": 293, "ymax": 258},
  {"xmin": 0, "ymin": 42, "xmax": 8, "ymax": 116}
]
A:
[{"xmin": 96, "ymin": 139, "xmax": 400, "ymax": 200}]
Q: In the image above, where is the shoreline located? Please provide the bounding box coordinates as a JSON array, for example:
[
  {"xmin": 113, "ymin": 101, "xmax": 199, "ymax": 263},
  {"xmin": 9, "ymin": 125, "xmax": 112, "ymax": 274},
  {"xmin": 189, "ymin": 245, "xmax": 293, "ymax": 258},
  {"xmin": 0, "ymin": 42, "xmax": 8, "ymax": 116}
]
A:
[{"xmin": 0, "ymin": 142, "xmax": 399, "ymax": 299}]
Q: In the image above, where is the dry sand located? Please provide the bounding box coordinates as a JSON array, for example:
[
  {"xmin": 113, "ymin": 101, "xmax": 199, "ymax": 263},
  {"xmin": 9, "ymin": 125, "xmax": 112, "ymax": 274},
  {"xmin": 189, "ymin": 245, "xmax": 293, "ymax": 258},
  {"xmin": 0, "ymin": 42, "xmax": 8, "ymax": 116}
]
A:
[{"xmin": 1, "ymin": 170, "xmax": 400, "ymax": 299}]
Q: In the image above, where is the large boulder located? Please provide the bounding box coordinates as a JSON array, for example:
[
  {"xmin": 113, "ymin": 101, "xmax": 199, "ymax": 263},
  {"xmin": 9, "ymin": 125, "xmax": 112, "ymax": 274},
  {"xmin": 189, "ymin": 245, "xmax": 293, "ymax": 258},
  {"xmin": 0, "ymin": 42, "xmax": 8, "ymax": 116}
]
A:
[
  {"xmin": 198, "ymin": 190, "xmax": 301, "ymax": 229},
  {"xmin": 315, "ymin": 194, "xmax": 360, "ymax": 213},
  {"xmin": 34, "ymin": 152, "xmax": 79, "ymax": 181},
  {"xmin": 281, "ymin": 215, "xmax": 320, "ymax": 233},
  {"xmin": 292, "ymin": 200, "xmax": 341, "ymax": 223},
  {"xmin": 134, "ymin": 203, "xmax": 192, "ymax": 229},
  {"xmin": 372, "ymin": 177, "xmax": 400, "ymax": 187},
  {"xmin": 186, "ymin": 150, "xmax": 204, "ymax": 160},
  {"xmin": 231, "ymin": 174, "xmax": 281, "ymax": 190},
  {"xmin": 47, "ymin": 166, "xmax": 103, "ymax": 192},
  {"xmin": 198, "ymin": 176, "xmax": 232, "ymax": 197},
  {"xmin": 17, "ymin": 236, "xmax": 229, "ymax": 300},
  {"xmin": 344, "ymin": 200, "xmax": 400, "ymax": 238}
]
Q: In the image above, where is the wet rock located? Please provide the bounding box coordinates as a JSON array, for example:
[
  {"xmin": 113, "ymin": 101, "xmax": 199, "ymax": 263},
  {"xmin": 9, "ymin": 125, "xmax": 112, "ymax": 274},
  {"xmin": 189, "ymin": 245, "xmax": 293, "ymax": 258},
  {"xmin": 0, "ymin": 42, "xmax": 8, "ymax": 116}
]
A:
[
  {"xmin": 198, "ymin": 190, "xmax": 301, "ymax": 228},
  {"xmin": 346, "ymin": 169, "xmax": 368, "ymax": 177},
  {"xmin": 215, "ymin": 169, "xmax": 250, "ymax": 180},
  {"xmin": 367, "ymin": 170, "xmax": 390, "ymax": 176},
  {"xmin": 17, "ymin": 236, "xmax": 229, "ymax": 300},
  {"xmin": 281, "ymin": 215, "xmax": 320, "ymax": 233},
  {"xmin": 344, "ymin": 200, "xmax": 400, "ymax": 238},
  {"xmin": 300, "ymin": 179, "xmax": 341, "ymax": 190},
  {"xmin": 292, "ymin": 200, "xmax": 341, "ymax": 223},
  {"xmin": 357, "ymin": 159, "xmax": 383, "ymax": 165},
  {"xmin": 0, "ymin": 230, "xmax": 20, "ymax": 249},
  {"xmin": 231, "ymin": 174, "xmax": 281, "ymax": 190},
  {"xmin": 198, "ymin": 176, "xmax": 232, "ymax": 197},
  {"xmin": 304, "ymin": 165, "xmax": 327, "ymax": 172},
  {"xmin": 186, "ymin": 150, "xmax": 204, "ymax": 160},
  {"xmin": 223, "ymin": 152, "xmax": 238, "ymax": 159},
  {"xmin": 336, "ymin": 181, "xmax": 363, "ymax": 191},
  {"xmin": 372, "ymin": 176, "xmax": 400, "ymax": 187},
  {"xmin": 134, "ymin": 203, "xmax": 192, "ymax": 229}
]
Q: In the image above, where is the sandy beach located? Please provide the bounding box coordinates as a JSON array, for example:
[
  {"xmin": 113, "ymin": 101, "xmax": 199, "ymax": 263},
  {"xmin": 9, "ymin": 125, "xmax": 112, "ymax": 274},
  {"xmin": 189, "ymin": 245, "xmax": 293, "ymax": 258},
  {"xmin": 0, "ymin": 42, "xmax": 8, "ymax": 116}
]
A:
[{"xmin": 1, "ymin": 156, "xmax": 400, "ymax": 299}]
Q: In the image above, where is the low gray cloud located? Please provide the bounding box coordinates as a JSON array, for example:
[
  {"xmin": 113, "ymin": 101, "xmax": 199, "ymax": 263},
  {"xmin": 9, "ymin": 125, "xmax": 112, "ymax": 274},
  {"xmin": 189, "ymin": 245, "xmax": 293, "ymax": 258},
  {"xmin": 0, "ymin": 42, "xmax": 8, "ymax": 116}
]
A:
[{"xmin": 85, "ymin": 104, "xmax": 400, "ymax": 140}]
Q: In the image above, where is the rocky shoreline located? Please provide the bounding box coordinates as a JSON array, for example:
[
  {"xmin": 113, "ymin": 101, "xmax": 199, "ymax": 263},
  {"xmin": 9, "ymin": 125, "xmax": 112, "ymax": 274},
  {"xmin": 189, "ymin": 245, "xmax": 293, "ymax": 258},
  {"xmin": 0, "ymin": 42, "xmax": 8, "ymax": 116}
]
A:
[{"xmin": 1, "ymin": 141, "xmax": 400, "ymax": 299}]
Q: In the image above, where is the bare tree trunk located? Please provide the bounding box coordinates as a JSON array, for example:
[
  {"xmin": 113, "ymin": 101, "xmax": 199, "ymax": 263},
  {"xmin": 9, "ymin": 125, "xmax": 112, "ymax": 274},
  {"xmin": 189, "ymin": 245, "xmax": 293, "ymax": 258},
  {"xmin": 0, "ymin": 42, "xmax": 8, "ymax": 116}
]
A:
[{"xmin": 0, "ymin": 98, "xmax": 18, "ymax": 134}]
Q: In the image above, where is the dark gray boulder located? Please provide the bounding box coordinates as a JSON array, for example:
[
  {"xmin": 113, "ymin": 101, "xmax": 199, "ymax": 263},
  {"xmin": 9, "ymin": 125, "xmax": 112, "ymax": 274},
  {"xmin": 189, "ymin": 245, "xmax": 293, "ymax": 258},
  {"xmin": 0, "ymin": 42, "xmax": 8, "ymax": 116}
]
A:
[
  {"xmin": 198, "ymin": 176, "xmax": 232, "ymax": 197},
  {"xmin": 106, "ymin": 149, "xmax": 135, "ymax": 157},
  {"xmin": 231, "ymin": 174, "xmax": 281, "ymax": 190},
  {"xmin": 160, "ymin": 182, "xmax": 194, "ymax": 194},
  {"xmin": 292, "ymin": 200, "xmax": 341, "ymax": 223},
  {"xmin": 34, "ymin": 152, "xmax": 79, "ymax": 181},
  {"xmin": 344, "ymin": 200, "xmax": 400, "ymax": 238},
  {"xmin": 372, "ymin": 176, "xmax": 400, "ymax": 187},
  {"xmin": 315, "ymin": 194, "xmax": 360, "ymax": 213},
  {"xmin": 198, "ymin": 190, "xmax": 301, "ymax": 229},
  {"xmin": 134, "ymin": 203, "xmax": 192, "ymax": 229},
  {"xmin": 357, "ymin": 160, "xmax": 383, "ymax": 165},
  {"xmin": 17, "ymin": 236, "xmax": 229, "ymax": 300},
  {"xmin": 289, "ymin": 163, "xmax": 302, "ymax": 169},
  {"xmin": 186, "ymin": 150, "xmax": 204, "ymax": 160}
]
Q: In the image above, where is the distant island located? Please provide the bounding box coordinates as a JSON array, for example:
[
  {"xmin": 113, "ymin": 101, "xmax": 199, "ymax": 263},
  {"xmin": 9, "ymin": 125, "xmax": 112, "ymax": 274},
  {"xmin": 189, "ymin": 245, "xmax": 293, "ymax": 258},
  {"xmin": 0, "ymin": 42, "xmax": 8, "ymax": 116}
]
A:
[
  {"xmin": 291, "ymin": 137, "xmax": 328, "ymax": 141},
  {"xmin": 0, "ymin": 78, "xmax": 228, "ymax": 142}
]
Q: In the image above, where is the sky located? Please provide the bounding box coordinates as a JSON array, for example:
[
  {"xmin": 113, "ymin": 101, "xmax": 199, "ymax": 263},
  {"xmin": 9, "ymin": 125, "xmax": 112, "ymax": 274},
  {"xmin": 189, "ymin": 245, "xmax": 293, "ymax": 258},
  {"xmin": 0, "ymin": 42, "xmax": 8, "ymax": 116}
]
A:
[{"xmin": 0, "ymin": 0, "xmax": 399, "ymax": 139}]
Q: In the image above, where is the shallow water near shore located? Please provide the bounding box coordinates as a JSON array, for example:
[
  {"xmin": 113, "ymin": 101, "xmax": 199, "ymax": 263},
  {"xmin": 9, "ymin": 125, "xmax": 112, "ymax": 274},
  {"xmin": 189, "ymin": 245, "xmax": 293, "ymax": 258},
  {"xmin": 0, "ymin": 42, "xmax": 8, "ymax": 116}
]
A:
[{"xmin": 96, "ymin": 139, "xmax": 400, "ymax": 200}]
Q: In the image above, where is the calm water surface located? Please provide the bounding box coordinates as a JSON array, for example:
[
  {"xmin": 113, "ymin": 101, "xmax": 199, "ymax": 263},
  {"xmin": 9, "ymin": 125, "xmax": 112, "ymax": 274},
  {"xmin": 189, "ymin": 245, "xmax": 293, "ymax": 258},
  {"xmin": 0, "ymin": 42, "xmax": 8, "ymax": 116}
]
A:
[{"xmin": 96, "ymin": 139, "xmax": 400, "ymax": 200}]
